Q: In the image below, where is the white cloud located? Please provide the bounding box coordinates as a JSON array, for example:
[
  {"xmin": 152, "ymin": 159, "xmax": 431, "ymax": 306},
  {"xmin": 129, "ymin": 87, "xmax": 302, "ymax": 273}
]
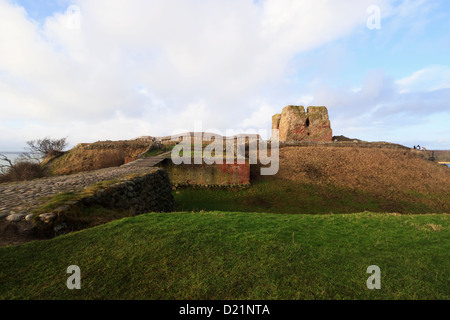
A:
[
  {"xmin": 396, "ymin": 65, "xmax": 450, "ymax": 93},
  {"xmin": 303, "ymin": 67, "xmax": 450, "ymax": 148},
  {"xmin": 296, "ymin": 94, "xmax": 314, "ymax": 106},
  {"xmin": 0, "ymin": 0, "xmax": 446, "ymax": 150},
  {"xmin": 240, "ymin": 103, "xmax": 278, "ymax": 130}
]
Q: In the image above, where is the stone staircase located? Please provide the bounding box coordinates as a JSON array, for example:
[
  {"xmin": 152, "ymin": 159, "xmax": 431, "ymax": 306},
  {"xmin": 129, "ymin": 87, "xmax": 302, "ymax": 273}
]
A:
[
  {"xmin": 121, "ymin": 157, "xmax": 166, "ymax": 168},
  {"xmin": 121, "ymin": 152, "xmax": 172, "ymax": 168}
]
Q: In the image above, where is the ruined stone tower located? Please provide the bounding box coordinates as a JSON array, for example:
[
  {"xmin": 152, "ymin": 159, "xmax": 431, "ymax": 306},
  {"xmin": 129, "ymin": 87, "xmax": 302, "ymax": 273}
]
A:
[{"xmin": 272, "ymin": 106, "xmax": 333, "ymax": 142}]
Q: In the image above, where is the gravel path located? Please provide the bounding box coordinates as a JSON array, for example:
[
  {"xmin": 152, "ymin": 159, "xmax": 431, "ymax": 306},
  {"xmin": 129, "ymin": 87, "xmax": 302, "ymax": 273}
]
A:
[{"xmin": 0, "ymin": 165, "xmax": 157, "ymax": 217}]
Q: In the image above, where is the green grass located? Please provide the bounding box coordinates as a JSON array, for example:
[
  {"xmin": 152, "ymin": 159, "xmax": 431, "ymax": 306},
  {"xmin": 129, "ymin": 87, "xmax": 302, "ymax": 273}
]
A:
[
  {"xmin": 143, "ymin": 145, "xmax": 176, "ymax": 157},
  {"xmin": 174, "ymin": 178, "xmax": 442, "ymax": 215},
  {"xmin": 35, "ymin": 191, "xmax": 78, "ymax": 214},
  {"xmin": 0, "ymin": 211, "xmax": 448, "ymax": 300}
]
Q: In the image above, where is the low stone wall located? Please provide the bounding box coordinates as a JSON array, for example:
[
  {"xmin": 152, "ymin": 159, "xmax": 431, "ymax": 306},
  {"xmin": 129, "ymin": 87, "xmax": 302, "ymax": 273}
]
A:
[
  {"xmin": 278, "ymin": 141, "xmax": 438, "ymax": 162},
  {"xmin": 0, "ymin": 168, "xmax": 174, "ymax": 245},
  {"xmin": 279, "ymin": 141, "xmax": 411, "ymax": 150},
  {"xmin": 160, "ymin": 159, "xmax": 250, "ymax": 187},
  {"xmin": 78, "ymin": 168, "xmax": 174, "ymax": 213},
  {"xmin": 409, "ymin": 149, "xmax": 436, "ymax": 161},
  {"xmin": 433, "ymin": 150, "xmax": 450, "ymax": 162}
]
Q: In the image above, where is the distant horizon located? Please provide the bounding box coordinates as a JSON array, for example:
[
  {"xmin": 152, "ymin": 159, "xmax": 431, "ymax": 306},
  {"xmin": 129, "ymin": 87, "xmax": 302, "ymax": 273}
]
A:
[
  {"xmin": 1, "ymin": 135, "xmax": 450, "ymax": 153},
  {"xmin": 0, "ymin": 151, "xmax": 26, "ymax": 154}
]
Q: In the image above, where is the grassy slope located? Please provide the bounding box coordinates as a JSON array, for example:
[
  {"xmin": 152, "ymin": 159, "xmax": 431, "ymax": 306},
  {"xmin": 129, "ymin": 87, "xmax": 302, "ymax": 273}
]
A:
[
  {"xmin": 0, "ymin": 212, "xmax": 448, "ymax": 300},
  {"xmin": 175, "ymin": 147, "xmax": 450, "ymax": 214},
  {"xmin": 47, "ymin": 141, "xmax": 151, "ymax": 175},
  {"xmin": 174, "ymin": 181, "xmax": 382, "ymax": 214}
]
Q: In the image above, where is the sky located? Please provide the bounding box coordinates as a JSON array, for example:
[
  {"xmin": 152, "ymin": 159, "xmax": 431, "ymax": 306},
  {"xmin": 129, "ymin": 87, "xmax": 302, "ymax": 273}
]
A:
[{"xmin": 0, "ymin": 0, "xmax": 449, "ymax": 151}]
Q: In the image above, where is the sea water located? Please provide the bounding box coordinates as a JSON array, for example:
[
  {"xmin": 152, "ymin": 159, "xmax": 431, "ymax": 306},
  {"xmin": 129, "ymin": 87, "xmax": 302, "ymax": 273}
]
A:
[{"xmin": 0, "ymin": 152, "xmax": 24, "ymax": 167}]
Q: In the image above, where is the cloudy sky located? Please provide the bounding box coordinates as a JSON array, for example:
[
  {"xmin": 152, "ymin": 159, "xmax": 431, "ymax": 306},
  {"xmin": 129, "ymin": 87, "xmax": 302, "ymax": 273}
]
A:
[{"xmin": 0, "ymin": 0, "xmax": 449, "ymax": 151}]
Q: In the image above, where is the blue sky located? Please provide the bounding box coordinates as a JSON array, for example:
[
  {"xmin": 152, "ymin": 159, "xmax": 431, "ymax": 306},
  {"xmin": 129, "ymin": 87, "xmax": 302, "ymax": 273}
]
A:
[
  {"xmin": 0, "ymin": 0, "xmax": 449, "ymax": 150},
  {"xmin": 10, "ymin": 0, "xmax": 71, "ymax": 21}
]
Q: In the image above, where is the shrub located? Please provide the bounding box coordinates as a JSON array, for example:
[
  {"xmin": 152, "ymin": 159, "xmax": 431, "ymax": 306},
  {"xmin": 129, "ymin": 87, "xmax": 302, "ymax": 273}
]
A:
[{"xmin": 0, "ymin": 160, "xmax": 46, "ymax": 183}]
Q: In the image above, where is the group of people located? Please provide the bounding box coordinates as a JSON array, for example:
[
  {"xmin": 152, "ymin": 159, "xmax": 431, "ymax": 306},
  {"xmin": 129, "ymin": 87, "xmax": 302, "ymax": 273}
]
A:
[{"xmin": 413, "ymin": 145, "xmax": 427, "ymax": 151}]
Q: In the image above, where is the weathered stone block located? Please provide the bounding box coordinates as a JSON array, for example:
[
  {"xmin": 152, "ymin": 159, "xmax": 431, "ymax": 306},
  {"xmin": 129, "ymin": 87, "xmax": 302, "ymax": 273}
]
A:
[
  {"xmin": 273, "ymin": 106, "xmax": 332, "ymax": 142},
  {"xmin": 39, "ymin": 212, "xmax": 57, "ymax": 224},
  {"xmin": 7, "ymin": 214, "xmax": 26, "ymax": 222},
  {"xmin": 272, "ymin": 114, "xmax": 281, "ymax": 130}
]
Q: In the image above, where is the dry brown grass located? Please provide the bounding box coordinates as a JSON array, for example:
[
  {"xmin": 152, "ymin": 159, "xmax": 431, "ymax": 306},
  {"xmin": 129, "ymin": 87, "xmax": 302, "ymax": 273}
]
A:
[
  {"xmin": 278, "ymin": 147, "xmax": 449, "ymax": 192},
  {"xmin": 47, "ymin": 141, "xmax": 152, "ymax": 175},
  {"xmin": 275, "ymin": 146, "xmax": 450, "ymax": 211}
]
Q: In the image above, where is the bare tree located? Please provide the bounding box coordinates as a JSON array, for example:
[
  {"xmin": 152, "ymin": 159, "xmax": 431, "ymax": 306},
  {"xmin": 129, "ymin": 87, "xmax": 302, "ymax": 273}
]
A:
[
  {"xmin": 22, "ymin": 137, "xmax": 68, "ymax": 162},
  {"xmin": 0, "ymin": 153, "xmax": 14, "ymax": 174},
  {"xmin": 1, "ymin": 138, "xmax": 67, "ymax": 182}
]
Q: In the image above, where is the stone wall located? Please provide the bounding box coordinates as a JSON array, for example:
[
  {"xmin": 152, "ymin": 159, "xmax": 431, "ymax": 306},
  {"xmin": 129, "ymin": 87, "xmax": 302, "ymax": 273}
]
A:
[
  {"xmin": 160, "ymin": 159, "xmax": 250, "ymax": 187},
  {"xmin": 78, "ymin": 169, "xmax": 174, "ymax": 213},
  {"xmin": 278, "ymin": 141, "xmax": 411, "ymax": 150},
  {"xmin": 0, "ymin": 168, "xmax": 175, "ymax": 245},
  {"xmin": 272, "ymin": 106, "xmax": 333, "ymax": 142},
  {"xmin": 432, "ymin": 150, "xmax": 450, "ymax": 162},
  {"xmin": 277, "ymin": 141, "xmax": 438, "ymax": 161}
]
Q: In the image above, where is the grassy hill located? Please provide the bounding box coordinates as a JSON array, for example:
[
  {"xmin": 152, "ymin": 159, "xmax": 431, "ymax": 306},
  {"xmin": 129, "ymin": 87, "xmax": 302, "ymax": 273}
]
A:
[
  {"xmin": 175, "ymin": 146, "xmax": 450, "ymax": 214},
  {"xmin": 45, "ymin": 141, "xmax": 153, "ymax": 175},
  {"xmin": 0, "ymin": 211, "xmax": 448, "ymax": 300}
]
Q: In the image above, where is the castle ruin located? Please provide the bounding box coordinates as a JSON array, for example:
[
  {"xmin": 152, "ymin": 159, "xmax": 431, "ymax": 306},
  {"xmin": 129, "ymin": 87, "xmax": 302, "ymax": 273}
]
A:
[{"xmin": 272, "ymin": 106, "xmax": 333, "ymax": 142}]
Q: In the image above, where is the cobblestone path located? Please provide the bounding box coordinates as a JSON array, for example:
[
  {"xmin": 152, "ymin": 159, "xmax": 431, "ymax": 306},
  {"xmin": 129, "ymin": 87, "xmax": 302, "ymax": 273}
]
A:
[{"xmin": 0, "ymin": 165, "xmax": 156, "ymax": 219}]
